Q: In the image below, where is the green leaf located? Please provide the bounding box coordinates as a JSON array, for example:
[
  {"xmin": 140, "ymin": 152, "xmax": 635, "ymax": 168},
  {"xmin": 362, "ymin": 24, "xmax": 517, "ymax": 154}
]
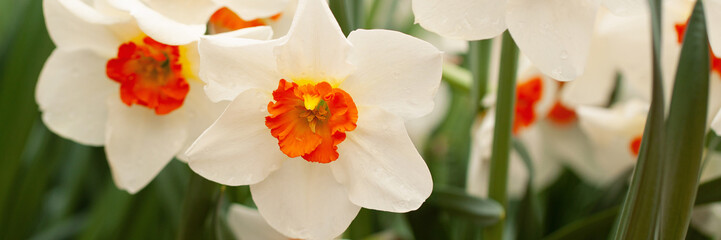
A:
[
  {"xmin": 513, "ymin": 140, "xmax": 543, "ymax": 240},
  {"xmin": 178, "ymin": 171, "xmax": 220, "ymax": 240},
  {"xmin": 657, "ymin": 1, "xmax": 710, "ymax": 238},
  {"xmin": 79, "ymin": 182, "xmax": 133, "ymax": 240},
  {"xmin": 426, "ymin": 187, "xmax": 504, "ymax": 226},
  {"xmin": 696, "ymin": 176, "xmax": 721, "ymax": 205},
  {"xmin": 544, "ymin": 176, "xmax": 721, "ymax": 239},
  {"xmin": 0, "ymin": 0, "xmax": 54, "ymax": 224},
  {"xmin": 484, "ymin": 30, "xmax": 519, "ymax": 240},
  {"xmin": 612, "ymin": 0, "xmax": 666, "ymax": 237},
  {"xmin": 542, "ymin": 207, "xmax": 619, "ymax": 240}
]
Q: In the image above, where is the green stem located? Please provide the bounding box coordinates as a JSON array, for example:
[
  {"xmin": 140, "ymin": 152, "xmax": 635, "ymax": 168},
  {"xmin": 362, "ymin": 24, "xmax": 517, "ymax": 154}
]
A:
[
  {"xmin": 469, "ymin": 39, "xmax": 493, "ymax": 112},
  {"xmin": 177, "ymin": 171, "xmax": 219, "ymax": 240},
  {"xmin": 483, "ymin": 31, "xmax": 519, "ymax": 240}
]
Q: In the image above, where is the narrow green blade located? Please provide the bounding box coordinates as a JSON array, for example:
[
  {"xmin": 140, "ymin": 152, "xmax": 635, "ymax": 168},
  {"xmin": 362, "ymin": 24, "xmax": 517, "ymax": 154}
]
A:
[{"xmin": 658, "ymin": 2, "xmax": 710, "ymax": 237}]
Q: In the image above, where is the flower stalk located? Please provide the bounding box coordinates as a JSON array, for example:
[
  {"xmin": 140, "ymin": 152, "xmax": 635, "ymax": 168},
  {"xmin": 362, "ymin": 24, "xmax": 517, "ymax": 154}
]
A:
[{"xmin": 484, "ymin": 31, "xmax": 519, "ymax": 240}]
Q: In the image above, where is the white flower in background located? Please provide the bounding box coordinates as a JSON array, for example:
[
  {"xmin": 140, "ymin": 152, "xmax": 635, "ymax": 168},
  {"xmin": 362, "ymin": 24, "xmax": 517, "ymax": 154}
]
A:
[
  {"xmin": 467, "ymin": 62, "xmax": 594, "ymax": 197},
  {"xmin": 411, "ymin": 0, "xmax": 645, "ymax": 81},
  {"xmin": 185, "ymin": 0, "xmax": 440, "ymax": 238},
  {"xmin": 692, "ymin": 149, "xmax": 721, "ymax": 239},
  {"xmin": 38, "ymin": 0, "xmax": 272, "ymax": 193},
  {"xmin": 561, "ymin": 0, "xmax": 721, "ymax": 135},
  {"xmin": 575, "ymin": 100, "xmax": 648, "ymax": 185},
  {"xmin": 106, "ymin": 0, "xmax": 290, "ymax": 45},
  {"xmin": 692, "ymin": 204, "xmax": 721, "ymax": 239}
]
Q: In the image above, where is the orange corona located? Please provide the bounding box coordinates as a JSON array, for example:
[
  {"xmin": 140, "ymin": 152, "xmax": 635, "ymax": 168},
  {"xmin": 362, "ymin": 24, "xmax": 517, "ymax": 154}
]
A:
[
  {"xmin": 106, "ymin": 37, "xmax": 189, "ymax": 115},
  {"xmin": 265, "ymin": 79, "xmax": 358, "ymax": 163},
  {"xmin": 513, "ymin": 77, "xmax": 544, "ymax": 134},
  {"xmin": 547, "ymin": 101, "xmax": 577, "ymax": 125},
  {"xmin": 629, "ymin": 135, "xmax": 643, "ymax": 156}
]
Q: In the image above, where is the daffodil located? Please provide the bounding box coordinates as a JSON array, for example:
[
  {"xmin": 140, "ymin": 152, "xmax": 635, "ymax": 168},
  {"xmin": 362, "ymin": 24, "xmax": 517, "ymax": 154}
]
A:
[
  {"xmin": 106, "ymin": 0, "xmax": 290, "ymax": 45},
  {"xmin": 562, "ymin": 0, "xmax": 721, "ymax": 133},
  {"xmin": 467, "ymin": 62, "xmax": 594, "ymax": 197},
  {"xmin": 38, "ymin": 0, "xmax": 272, "ymax": 193},
  {"xmin": 185, "ymin": 0, "xmax": 440, "ymax": 238},
  {"xmin": 411, "ymin": 0, "xmax": 648, "ymax": 81}
]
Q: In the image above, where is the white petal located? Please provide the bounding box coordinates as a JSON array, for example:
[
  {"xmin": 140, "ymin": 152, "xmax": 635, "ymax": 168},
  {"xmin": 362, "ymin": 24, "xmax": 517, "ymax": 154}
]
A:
[
  {"xmin": 216, "ymin": 0, "xmax": 289, "ymax": 20},
  {"xmin": 331, "ymin": 107, "xmax": 433, "ymax": 212},
  {"xmin": 105, "ymin": 96, "xmax": 187, "ymax": 194},
  {"xmin": 603, "ymin": 0, "xmax": 646, "ymax": 16},
  {"xmin": 705, "ymin": 0, "xmax": 721, "ymax": 55},
  {"xmin": 712, "ymin": 109, "xmax": 721, "ymax": 135},
  {"xmin": 36, "ymin": 49, "xmax": 115, "ymax": 146},
  {"xmin": 274, "ymin": 0, "xmax": 353, "ymax": 85},
  {"xmin": 466, "ymin": 113, "xmax": 495, "ymax": 198},
  {"xmin": 268, "ymin": 0, "xmax": 298, "ymax": 38},
  {"xmin": 175, "ymin": 81, "xmax": 228, "ymax": 162},
  {"xmin": 506, "ymin": 0, "xmax": 601, "ymax": 81},
  {"xmin": 186, "ymin": 88, "xmax": 285, "ymax": 186},
  {"xmin": 110, "ymin": 0, "xmax": 215, "ymax": 45},
  {"xmin": 576, "ymin": 100, "xmax": 647, "ymax": 185},
  {"xmin": 516, "ymin": 124, "xmax": 562, "ymax": 191},
  {"xmin": 198, "ymin": 35, "xmax": 281, "ymax": 102},
  {"xmin": 411, "ymin": 0, "xmax": 507, "ymax": 40},
  {"xmin": 562, "ymin": 11, "xmax": 651, "ymax": 107},
  {"xmin": 466, "ymin": 111, "xmax": 530, "ymax": 199},
  {"xmin": 691, "ymin": 204, "xmax": 721, "ymax": 239},
  {"xmin": 228, "ymin": 204, "xmax": 289, "ymax": 240},
  {"xmin": 535, "ymin": 121, "xmax": 595, "ymax": 186},
  {"xmin": 707, "ymin": 75, "xmax": 721, "ymax": 127},
  {"xmin": 43, "ymin": 0, "xmax": 133, "ymax": 55},
  {"xmin": 251, "ymin": 160, "xmax": 359, "ymax": 240},
  {"xmin": 141, "ymin": 0, "xmax": 218, "ymax": 23},
  {"xmin": 211, "ymin": 25, "xmax": 274, "ymax": 39},
  {"xmin": 342, "ymin": 29, "xmax": 442, "ymax": 120}
]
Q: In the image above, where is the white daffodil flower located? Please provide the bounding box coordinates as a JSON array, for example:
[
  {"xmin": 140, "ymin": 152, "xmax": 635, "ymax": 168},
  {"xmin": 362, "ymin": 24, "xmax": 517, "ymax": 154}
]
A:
[
  {"xmin": 38, "ymin": 0, "xmax": 274, "ymax": 193},
  {"xmin": 411, "ymin": 0, "xmax": 647, "ymax": 81},
  {"xmin": 106, "ymin": 0, "xmax": 290, "ymax": 45},
  {"xmin": 185, "ymin": 0, "xmax": 440, "ymax": 239},
  {"xmin": 563, "ymin": 0, "xmax": 721, "ymax": 134},
  {"xmin": 467, "ymin": 63, "xmax": 594, "ymax": 197},
  {"xmin": 576, "ymin": 99, "xmax": 648, "ymax": 185}
]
